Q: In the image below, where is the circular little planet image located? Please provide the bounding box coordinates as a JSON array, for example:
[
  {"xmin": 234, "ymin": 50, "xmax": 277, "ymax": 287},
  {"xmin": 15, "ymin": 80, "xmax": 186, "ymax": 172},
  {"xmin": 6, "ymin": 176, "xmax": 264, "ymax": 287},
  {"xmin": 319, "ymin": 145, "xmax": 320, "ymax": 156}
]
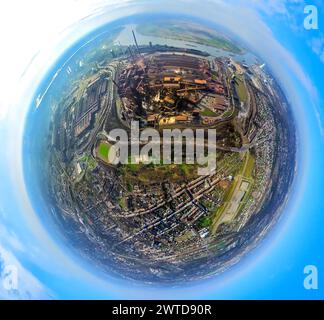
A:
[{"xmin": 24, "ymin": 16, "xmax": 296, "ymax": 284}]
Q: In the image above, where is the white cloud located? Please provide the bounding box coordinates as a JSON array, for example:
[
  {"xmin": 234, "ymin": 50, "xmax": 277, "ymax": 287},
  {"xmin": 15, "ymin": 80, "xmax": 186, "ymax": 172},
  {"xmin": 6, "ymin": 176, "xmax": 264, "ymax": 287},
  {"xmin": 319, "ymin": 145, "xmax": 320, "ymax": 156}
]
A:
[
  {"xmin": 0, "ymin": 223, "xmax": 25, "ymax": 253},
  {"xmin": 250, "ymin": 0, "xmax": 305, "ymax": 15},
  {"xmin": 309, "ymin": 36, "xmax": 324, "ymax": 62},
  {"xmin": 320, "ymin": 52, "xmax": 324, "ymax": 62}
]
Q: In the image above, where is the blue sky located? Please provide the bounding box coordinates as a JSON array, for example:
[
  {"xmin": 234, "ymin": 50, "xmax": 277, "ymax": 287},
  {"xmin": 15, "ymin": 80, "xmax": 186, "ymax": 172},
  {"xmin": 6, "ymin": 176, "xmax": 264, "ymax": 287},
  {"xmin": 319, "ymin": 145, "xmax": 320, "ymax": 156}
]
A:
[{"xmin": 0, "ymin": 0, "xmax": 324, "ymax": 299}]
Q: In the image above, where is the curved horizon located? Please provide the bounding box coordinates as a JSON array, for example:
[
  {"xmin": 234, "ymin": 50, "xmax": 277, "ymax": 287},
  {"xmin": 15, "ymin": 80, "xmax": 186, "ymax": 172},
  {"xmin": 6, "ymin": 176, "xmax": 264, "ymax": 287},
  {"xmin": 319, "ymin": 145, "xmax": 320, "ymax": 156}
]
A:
[{"xmin": 0, "ymin": 0, "xmax": 323, "ymax": 299}]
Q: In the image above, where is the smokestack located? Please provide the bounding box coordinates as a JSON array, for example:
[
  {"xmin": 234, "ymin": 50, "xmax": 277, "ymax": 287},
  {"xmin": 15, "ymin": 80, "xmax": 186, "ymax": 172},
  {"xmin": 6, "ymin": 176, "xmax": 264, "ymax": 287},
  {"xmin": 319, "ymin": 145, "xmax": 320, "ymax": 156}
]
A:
[
  {"xmin": 128, "ymin": 46, "xmax": 134, "ymax": 60},
  {"xmin": 132, "ymin": 29, "xmax": 140, "ymax": 54}
]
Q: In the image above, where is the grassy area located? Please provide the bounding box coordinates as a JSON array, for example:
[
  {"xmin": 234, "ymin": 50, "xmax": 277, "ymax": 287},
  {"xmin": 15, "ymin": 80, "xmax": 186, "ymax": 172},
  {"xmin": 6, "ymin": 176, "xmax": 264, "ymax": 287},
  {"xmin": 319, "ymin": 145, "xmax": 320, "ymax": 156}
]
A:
[
  {"xmin": 201, "ymin": 108, "xmax": 218, "ymax": 117},
  {"xmin": 244, "ymin": 152, "xmax": 255, "ymax": 179},
  {"xmin": 119, "ymin": 162, "xmax": 199, "ymax": 185},
  {"xmin": 179, "ymin": 163, "xmax": 194, "ymax": 176},
  {"xmin": 221, "ymin": 106, "xmax": 237, "ymax": 119},
  {"xmin": 126, "ymin": 182, "xmax": 133, "ymax": 192},
  {"xmin": 80, "ymin": 154, "xmax": 97, "ymax": 171},
  {"xmin": 118, "ymin": 197, "xmax": 127, "ymax": 210},
  {"xmin": 198, "ymin": 216, "xmax": 213, "ymax": 228},
  {"xmin": 97, "ymin": 142, "xmax": 113, "ymax": 164},
  {"xmin": 98, "ymin": 142, "xmax": 111, "ymax": 159},
  {"xmin": 235, "ymin": 76, "xmax": 248, "ymax": 103}
]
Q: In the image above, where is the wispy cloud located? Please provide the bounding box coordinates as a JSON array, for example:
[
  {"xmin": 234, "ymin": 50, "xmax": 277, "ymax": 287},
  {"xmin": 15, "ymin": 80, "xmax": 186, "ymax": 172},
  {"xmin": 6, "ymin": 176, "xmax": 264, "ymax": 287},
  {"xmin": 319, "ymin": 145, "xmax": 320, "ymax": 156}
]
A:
[
  {"xmin": 309, "ymin": 36, "xmax": 324, "ymax": 63},
  {"xmin": 250, "ymin": 0, "xmax": 306, "ymax": 15}
]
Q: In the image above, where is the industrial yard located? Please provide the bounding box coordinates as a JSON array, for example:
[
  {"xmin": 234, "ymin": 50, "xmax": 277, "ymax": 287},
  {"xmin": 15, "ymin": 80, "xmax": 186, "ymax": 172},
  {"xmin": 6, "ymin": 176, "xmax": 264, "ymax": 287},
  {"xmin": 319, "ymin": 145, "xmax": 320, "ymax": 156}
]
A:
[{"xmin": 44, "ymin": 25, "xmax": 296, "ymax": 283}]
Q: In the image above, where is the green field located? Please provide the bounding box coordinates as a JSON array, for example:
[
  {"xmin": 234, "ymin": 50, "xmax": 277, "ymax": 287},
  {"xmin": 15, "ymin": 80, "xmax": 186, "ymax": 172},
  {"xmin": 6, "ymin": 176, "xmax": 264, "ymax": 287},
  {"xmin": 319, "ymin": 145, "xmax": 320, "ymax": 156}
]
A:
[
  {"xmin": 235, "ymin": 76, "xmax": 248, "ymax": 103},
  {"xmin": 98, "ymin": 142, "xmax": 111, "ymax": 161},
  {"xmin": 118, "ymin": 197, "xmax": 127, "ymax": 210},
  {"xmin": 119, "ymin": 161, "xmax": 199, "ymax": 185},
  {"xmin": 198, "ymin": 216, "xmax": 213, "ymax": 228},
  {"xmin": 201, "ymin": 108, "xmax": 218, "ymax": 117},
  {"xmin": 244, "ymin": 152, "xmax": 255, "ymax": 179}
]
